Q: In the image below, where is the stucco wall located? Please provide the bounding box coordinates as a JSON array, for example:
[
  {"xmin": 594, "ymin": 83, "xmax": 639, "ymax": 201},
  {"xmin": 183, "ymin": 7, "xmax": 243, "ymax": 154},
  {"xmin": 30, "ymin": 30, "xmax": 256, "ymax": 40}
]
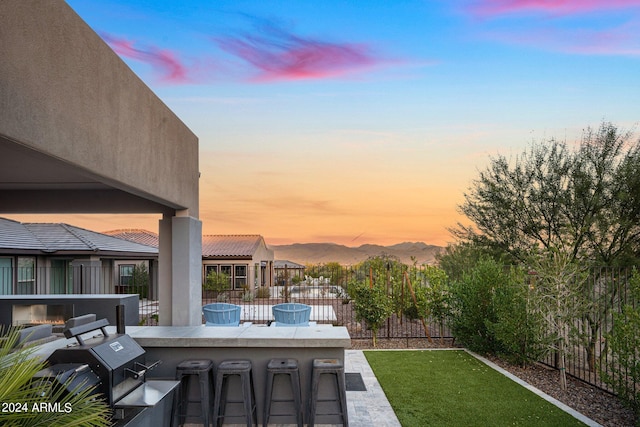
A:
[{"xmin": 0, "ymin": 0, "xmax": 199, "ymax": 214}]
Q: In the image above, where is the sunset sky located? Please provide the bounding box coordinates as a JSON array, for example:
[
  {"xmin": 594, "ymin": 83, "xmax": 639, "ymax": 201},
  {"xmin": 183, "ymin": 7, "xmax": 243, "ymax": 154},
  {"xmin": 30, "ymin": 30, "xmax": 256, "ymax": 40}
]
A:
[{"xmin": 9, "ymin": 1, "xmax": 640, "ymax": 247}]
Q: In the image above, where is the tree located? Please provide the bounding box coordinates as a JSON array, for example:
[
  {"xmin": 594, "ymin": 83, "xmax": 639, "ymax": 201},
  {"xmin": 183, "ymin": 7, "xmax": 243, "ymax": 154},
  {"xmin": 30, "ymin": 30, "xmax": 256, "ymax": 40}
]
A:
[
  {"xmin": 203, "ymin": 270, "xmax": 231, "ymax": 296},
  {"xmin": 418, "ymin": 266, "xmax": 450, "ymax": 344},
  {"xmin": 350, "ymin": 280, "xmax": 393, "ymax": 347},
  {"xmin": 453, "ymin": 122, "xmax": 640, "ymax": 373},
  {"xmin": 448, "ymin": 257, "xmax": 508, "ymax": 354},
  {"xmin": 527, "ymin": 247, "xmax": 591, "ymax": 390},
  {"xmin": 454, "ymin": 121, "xmax": 640, "ymax": 266},
  {"xmin": 131, "ymin": 264, "xmax": 150, "ymax": 299}
]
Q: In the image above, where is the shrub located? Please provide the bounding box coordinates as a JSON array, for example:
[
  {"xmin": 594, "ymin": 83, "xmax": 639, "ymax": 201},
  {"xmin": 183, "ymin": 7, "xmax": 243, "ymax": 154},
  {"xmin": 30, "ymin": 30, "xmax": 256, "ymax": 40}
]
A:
[
  {"xmin": 601, "ymin": 270, "xmax": 640, "ymax": 421},
  {"xmin": 422, "ymin": 266, "xmax": 451, "ymax": 342},
  {"xmin": 204, "ymin": 270, "xmax": 231, "ymax": 294},
  {"xmin": 256, "ymin": 286, "xmax": 270, "ymax": 299},
  {"xmin": 351, "ymin": 280, "xmax": 393, "ymax": 347},
  {"xmin": 448, "ymin": 257, "xmax": 506, "ymax": 354},
  {"xmin": 132, "ymin": 263, "xmax": 150, "ymax": 299},
  {"xmin": 487, "ymin": 267, "xmax": 545, "ymax": 365}
]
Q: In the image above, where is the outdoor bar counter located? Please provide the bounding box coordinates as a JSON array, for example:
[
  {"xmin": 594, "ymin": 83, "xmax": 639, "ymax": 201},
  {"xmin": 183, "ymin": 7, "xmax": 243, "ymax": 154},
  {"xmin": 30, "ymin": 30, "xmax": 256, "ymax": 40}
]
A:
[{"xmin": 34, "ymin": 324, "xmax": 351, "ymax": 425}]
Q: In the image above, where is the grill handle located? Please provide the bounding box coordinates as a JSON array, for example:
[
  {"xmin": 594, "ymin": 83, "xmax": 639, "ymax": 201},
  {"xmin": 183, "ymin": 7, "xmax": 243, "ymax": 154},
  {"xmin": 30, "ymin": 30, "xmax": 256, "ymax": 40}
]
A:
[
  {"xmin": 125, "ymin": 360, "xmax": 161, "ymax": 380},
  {"xmin": 64, "ymin": 318, "xmax": 110, "ymax": 345}
]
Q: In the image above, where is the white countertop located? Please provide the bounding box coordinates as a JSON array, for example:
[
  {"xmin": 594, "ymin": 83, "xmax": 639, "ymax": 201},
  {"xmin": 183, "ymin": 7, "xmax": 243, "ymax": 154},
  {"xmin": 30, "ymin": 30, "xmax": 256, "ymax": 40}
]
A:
[
  {"xmin": 30, "ymin": 324, "xmax": 351, "ymax": 359},
  {"xmin": 125, "ymin": 325, "xmax": 351, "ymax": 348}
]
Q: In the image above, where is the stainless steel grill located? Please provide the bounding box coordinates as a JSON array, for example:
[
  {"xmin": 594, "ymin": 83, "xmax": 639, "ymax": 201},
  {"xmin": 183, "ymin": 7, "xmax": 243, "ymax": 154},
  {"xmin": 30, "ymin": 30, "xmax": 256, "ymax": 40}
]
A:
[{"xmin": 34, "ymin": 318, "xmax": 178, "ymax": 427}]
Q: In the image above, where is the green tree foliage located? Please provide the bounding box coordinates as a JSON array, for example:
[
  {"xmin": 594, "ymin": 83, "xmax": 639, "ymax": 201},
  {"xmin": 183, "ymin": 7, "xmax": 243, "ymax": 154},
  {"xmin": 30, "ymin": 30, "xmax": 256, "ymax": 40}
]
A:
[
  {"xmin": 454, "ymin": 121, "xmax": 640, "ymax": 266},
  {"xmin": 413, "ymin": 266, "xmax": 451, "ymax": 344},
  {"xmin": 487, "ymin": 266, "xmax": 545, "ymax": 366},
  {"xmin": 350, "ymin": 280, "xmax": 393, "ymax": 347},
  {"xmin": 448, "ymin": 257, "xmax": 507, "ymax": 353},
  {"xmin": 448, "ymin": 257, "xmax": 543, "ymax": 362},
  {"xmin": 601, "ymin": 270, "xmax": 640, "ymax": 422},
  {"xmin": 354, "ymin": 255, "xmax": 406, "ymax": 316},
  {"xmin": 437, "ymin": 241, "xmax": 510, "ymax": 282},
  {"xmin": 0, "ymin": 329, "xmax": 111, "ymax": 426},
  {"xmin": 131, "ymin": 264, "xmax": 149, "ymax": 298},
  {"xmin": 203, "ymin": 270, "xmax": 231, "ymax": 294}
]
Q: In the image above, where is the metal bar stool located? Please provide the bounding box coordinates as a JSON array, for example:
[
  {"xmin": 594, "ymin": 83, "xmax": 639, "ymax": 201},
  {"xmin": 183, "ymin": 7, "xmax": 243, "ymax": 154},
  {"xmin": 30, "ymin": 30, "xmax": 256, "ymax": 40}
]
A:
[
  {"xmin": 308, "ymin": 358, "xmax": 349, "ymax": 427},
  {"xmin": 175, "ymin": 359, "xmax": 214, "ymax": 427},
  {"xmin": 213, "ymin": 359, "xmax": 257, "ymax": 427},
  {"xmin": 263, "ymin": 358, "xmax": 303, "ymax": 427}
]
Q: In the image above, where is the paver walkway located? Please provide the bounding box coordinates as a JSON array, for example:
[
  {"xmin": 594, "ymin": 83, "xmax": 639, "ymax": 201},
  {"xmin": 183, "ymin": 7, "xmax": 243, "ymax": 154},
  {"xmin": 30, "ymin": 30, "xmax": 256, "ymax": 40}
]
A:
[{"xmin": 345, "ymin": 349, "xmax": 402, "ymax": 427}]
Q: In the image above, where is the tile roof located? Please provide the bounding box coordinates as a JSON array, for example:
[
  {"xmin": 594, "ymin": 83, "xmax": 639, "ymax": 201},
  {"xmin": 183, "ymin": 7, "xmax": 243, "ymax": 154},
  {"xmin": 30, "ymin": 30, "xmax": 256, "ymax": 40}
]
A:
[
  {"xmin": 0, "ymin": 218, "xmax": 158, "ymax": 255},
  {"xmin": 202, "ymin": 235, "xmax": 263, "ymax": 258},
  {"xmin": 103, "ymin": 229, "xmax": 159, "ymax": 248},
  {"xmin": 274, "ymin": 260, "xmax": 306, "ymax": 269}
]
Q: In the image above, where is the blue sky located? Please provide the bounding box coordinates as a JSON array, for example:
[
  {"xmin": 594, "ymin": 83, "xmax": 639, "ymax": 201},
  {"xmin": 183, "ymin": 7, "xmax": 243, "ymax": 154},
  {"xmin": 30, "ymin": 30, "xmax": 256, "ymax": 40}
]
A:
[{"xmin": 44, "ymin": 0, "xmax": 640, "ymax": 246}]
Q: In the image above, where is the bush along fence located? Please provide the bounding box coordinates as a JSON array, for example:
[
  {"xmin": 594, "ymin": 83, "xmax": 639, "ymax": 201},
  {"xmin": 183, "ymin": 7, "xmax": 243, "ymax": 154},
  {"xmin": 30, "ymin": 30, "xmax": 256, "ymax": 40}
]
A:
[
  {"xmin": 203, "ymin": 258, "xmax": 639, "ymax": 414},
  {"xmin": 4, "ymin": 259, "xmax": 637, "ymax": 411}
]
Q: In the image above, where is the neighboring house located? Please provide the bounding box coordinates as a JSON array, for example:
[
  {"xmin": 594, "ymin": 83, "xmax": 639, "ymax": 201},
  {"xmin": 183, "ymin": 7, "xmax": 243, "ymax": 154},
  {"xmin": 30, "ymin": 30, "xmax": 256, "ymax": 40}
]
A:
[
  {"xmin": 103, "ymin": 229, "xmax": 159, "ymax": 248},
  {"xmin": 202, "ymin": 235, "xmax": 274, "ymax": 291},
  {"xmin": 107, "ymin": 231, "xmax": 276, "ymax": 291},
  {"xmin": 0, "ymin": 218, "xmax": 158, "ymax": 297},
  {"xmin": 274, "ymin": 260, "xmax": 306, "ymax": 285}
]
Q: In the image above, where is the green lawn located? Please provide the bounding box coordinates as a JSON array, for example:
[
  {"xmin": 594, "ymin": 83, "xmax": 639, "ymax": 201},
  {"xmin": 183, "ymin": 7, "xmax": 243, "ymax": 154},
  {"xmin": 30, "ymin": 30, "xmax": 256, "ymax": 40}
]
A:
[{"xmin": 364, "ymin": 350, "xmax": 586, "ymax": 427}]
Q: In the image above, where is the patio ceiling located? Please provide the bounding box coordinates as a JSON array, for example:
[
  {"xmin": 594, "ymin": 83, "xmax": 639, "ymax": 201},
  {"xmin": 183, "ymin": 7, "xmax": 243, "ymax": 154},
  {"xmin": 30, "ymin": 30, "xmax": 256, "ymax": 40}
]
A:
[{"xmin": 0, "ymin": 136, "xmax": 175, "ymax": 214}]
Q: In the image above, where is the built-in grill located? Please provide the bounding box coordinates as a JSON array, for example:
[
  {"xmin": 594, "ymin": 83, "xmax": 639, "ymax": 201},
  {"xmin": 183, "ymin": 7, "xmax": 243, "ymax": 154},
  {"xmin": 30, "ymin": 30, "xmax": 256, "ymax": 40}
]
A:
[{"xmin": 33, "ymin": 317, "xmax": 178, "ymax": 427}]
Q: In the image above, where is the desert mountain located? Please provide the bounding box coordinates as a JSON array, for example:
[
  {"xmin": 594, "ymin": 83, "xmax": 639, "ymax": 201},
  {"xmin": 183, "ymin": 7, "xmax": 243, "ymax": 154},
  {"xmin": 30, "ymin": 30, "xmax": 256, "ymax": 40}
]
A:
[{"xmin": 270, "ymin": 242, "xmax": 443, "ymax": 266}]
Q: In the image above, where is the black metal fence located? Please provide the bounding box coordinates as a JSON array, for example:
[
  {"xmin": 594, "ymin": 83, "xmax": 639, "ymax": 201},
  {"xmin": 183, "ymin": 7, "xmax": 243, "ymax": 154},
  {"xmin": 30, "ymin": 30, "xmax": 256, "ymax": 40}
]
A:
[
  {"xmin": 537, "ymin": 266, "xmax": 638, "ymax": 392},
  {"xmin": 3, "ymin": 263, "xmax": 637, "ymax": 394},
  {"xmin": 204, "ymin": 263, "xmax": 638, "ymax": 394}
]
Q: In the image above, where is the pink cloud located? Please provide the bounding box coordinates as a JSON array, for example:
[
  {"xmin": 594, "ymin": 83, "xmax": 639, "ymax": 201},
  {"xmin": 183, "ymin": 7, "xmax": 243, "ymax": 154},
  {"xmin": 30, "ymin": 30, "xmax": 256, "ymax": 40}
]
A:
[
  {"xmin": 470, "ymin": 0, "xmax": 640, "ymax": 17},
  {"xmin": 214, "ymin": 24, "xmax": 382, "ymax": 82},
  {"xmin": 102, "ymin": 34, "xmax": 189, "ymax": 83},
  {"xmin": 482, "ymin": 17, "xmax": 640, "ymax": 55},
  {"xmin": 101, "ymin": 20, "xmax": 402, "ymax": 85},
  {"xmin": 535, "ymin": 24, "xmax": 640, "ymax": 55}
]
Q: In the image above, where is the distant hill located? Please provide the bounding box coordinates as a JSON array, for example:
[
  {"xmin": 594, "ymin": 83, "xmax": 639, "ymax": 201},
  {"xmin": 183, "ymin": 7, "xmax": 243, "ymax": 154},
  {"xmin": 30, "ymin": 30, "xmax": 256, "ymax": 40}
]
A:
[{"xmin": 270, "ymin": 242, "xmax": 443, "ymax": 265}]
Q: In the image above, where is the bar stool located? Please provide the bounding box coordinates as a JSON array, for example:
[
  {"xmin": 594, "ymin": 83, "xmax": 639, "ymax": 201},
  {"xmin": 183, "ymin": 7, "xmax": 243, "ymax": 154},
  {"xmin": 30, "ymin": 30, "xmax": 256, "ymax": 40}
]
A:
[
  {"xmin": 308, "ymin": 358, "xmax": 349, "ymax": 427},
  {"xmin": 263, "ymin": 358, "xmax": 303, "ymax": 427},
  {"xmin": 175, "ymin": 359, "xmax": 214, "ymax": 427},
  {"xmin": 213, "ymin": 359, "xmax": 257, "ymax": 427}
]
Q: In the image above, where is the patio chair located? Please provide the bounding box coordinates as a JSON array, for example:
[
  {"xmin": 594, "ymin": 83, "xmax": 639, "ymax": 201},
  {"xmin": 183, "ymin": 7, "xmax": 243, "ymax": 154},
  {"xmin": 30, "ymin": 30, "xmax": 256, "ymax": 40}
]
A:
[
  {"xmin": 203, "ymin": 303, "xmax": 241, "ymax": 326},
  {"xmin": 272, "ymin": 303, "xmax": 311, "ymax": 327}
]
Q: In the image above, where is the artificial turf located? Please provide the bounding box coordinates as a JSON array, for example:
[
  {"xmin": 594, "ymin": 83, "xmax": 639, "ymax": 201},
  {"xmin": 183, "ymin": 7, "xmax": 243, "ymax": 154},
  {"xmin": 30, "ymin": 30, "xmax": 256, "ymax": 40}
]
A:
[{"xmin": 364, "ymin": 350, "xmax": 587, "ymax": 427}]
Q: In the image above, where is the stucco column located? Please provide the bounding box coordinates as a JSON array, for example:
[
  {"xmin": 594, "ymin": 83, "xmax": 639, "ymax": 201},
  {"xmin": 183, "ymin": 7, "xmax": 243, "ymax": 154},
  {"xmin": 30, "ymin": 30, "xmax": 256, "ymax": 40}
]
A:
[
  {"xmin": 171, "ymin": 215, "xmax": 203, "ymax": 326},
  {"xmin": 158, "ymin": 216, "xmax": 173, "ymax": 326}
]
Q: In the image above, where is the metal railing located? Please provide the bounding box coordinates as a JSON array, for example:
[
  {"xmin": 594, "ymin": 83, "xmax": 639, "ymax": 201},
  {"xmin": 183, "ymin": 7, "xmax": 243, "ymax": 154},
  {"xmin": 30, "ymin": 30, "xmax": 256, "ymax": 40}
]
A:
[{"xmin": 3, "ymin": 263, "xmax": 636, "ymax": 395}]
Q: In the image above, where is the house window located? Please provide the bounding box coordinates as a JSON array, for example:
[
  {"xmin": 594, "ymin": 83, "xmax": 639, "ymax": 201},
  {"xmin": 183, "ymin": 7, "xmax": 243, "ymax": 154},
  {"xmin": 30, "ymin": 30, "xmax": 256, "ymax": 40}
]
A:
[
  {"xmin": 119, "ymin": 265, "xmax": 134, "ymax": 286},
  {"xmin": 220, "ymin": 265, "xmax": 233, "ymax": 288},
  {"xmin": 0, "ymin": 258, "xmax": 12, "ymax": 295},
  {"xmin": 17, "ymin": 257, "xmax": 35, "ymax": 294},
  {"xmin": 234, "ymin": 265, "xmax": 247, "ymax": 289},
  {"xmin": 50, "ymin": 259, "xmax": 72, "ymax": 294},
  {"xmin": 204, "ymin": 265, "xmax": 218, "ymax": 283}
]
